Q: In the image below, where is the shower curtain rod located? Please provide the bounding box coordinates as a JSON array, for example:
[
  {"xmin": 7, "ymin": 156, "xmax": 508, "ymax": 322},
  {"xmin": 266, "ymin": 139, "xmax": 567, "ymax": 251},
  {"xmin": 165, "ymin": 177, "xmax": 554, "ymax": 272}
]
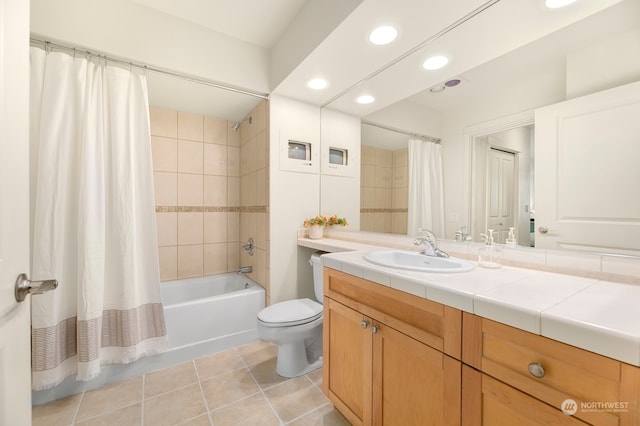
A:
[
  {"xmin": 361, "ymin": 120, "xmax": 441, "ymax": 144},
  {"xmin": 30, "ymin": 37, "xmax": 270, "ymax": 101}
]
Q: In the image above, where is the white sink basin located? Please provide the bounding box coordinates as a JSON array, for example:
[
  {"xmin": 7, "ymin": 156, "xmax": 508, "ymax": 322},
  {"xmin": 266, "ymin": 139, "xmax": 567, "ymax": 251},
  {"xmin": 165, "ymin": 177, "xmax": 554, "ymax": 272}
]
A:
[{"xmin": 363, "ymin": 250, "xmax": 474, "ymax": 273}]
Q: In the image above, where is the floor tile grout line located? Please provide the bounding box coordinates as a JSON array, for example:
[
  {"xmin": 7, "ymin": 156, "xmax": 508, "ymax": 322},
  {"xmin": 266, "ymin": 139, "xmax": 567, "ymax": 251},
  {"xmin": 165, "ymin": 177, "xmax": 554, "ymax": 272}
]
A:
[
  {"xmin": 283, "ymin": 402, "xmax": 333, "ymax": 425},
  {"xmin": 192, "ymin": 359, "xmax": 215, "ymax": 426},
  {"xmin": 236, "ymin": 346, "xmax": 286, "ymax": 425},
  {"xmin": 70, "ymin": 390, "xmax": 85, "ymax": 425},
  {"xmin": 141, "ymin": 373, "xmax": 146, "ymax": 426}
]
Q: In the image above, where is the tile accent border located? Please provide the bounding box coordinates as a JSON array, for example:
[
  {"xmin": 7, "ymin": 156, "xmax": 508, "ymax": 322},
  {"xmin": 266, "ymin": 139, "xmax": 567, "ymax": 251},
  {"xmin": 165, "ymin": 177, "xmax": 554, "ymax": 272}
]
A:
[
  {"xmin": 156, "ymin": 205, "xmax": 267, "ymax": 213},
  {"xmin": 361, "ymin": 208, "xmax": 408, "ymax": 213}
]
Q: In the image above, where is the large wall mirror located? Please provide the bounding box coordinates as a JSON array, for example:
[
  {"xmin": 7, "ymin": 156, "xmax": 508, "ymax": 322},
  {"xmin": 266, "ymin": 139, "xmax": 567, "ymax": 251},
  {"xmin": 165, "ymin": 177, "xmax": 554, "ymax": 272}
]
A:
[{"xmin": 320, "ymin": 0, "xmax": 640, "ymax": 254}]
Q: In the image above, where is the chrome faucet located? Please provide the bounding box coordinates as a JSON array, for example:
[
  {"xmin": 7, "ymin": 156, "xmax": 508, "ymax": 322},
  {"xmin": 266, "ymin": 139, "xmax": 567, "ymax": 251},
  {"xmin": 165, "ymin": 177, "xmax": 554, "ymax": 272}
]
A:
[
  {"xmin": 413, "ymin": 229, "xmax": 449, "ymax": 258},
  {"xmin": 454, "ymin": 225, "xmax": 470, "ymax": 242},
  {"xmin": 242, "ymin": 237, "xmax": 255, "ymax": 256},
  {"xmin": 236, "ymin": 266, "xmax": 252, "ymax": 274}
]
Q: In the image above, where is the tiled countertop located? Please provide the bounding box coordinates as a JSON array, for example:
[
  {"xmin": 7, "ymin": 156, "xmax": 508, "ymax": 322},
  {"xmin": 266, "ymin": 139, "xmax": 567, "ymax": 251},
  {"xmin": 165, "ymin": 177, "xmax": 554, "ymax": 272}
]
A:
[{"xmin": 298, "ymin": 237, "xmax": 640, "ymax": 367}]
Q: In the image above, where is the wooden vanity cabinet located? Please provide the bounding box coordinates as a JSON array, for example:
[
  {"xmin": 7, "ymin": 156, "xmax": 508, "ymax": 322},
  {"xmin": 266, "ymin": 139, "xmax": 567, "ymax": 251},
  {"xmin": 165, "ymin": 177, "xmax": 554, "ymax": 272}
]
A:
[
  {"xmin": 323, "ymin": 268, "xmax": 462, "ymax": 426},
  {"xmin": 462, "ymin": 313, "xmax": 640, "ymax": 426}
]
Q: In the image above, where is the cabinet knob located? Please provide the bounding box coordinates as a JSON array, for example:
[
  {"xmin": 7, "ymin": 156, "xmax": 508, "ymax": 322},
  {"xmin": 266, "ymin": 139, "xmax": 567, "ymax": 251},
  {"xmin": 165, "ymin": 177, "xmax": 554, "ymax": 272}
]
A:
[
  {"xmin": 361, "ymin": 320, "xmax": 369, "ymax": 329},
  {"xmin": 371, "ymin": 325, "xmax": 379, "ymax": 334},
  {"xmin": 528, "ymin": 362, "xmax": 545, "ymax": 378}
]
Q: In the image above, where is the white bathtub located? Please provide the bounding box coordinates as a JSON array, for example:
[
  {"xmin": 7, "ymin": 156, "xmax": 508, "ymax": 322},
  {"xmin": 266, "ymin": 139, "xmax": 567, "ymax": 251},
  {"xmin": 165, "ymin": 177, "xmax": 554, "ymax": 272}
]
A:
[
  {"xmin": 161, "ymin": 273, "xmax": 265, "ymax": 351},
  {"xmin": 33, "ymin": 273, "xmax": 265, "ymax": 405}
]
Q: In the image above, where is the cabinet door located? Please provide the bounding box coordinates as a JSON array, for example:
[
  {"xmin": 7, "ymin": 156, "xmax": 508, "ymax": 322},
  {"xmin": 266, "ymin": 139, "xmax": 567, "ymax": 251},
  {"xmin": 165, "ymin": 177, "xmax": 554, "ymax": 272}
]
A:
[
  {"xmin": 462, "ymin": 366, "xmax": 588, "ymax": 426},
  {"xmin": 323, "ymin": 298, "xmax": 373, "ymax": 426},
  {"xmin": 372, "ymin": 322, "xmax": 461, "ymax": 426}
]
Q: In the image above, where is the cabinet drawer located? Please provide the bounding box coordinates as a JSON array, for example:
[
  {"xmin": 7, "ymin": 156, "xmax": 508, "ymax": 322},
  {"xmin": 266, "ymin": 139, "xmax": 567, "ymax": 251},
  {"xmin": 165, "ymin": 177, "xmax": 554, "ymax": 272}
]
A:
[
  {"xmin": 324, "ymin": 267, "xmax": 461, "ymax": 358},
  {"xmin": 464, "ymin": 314, "xmax": 640, "ymax": 426}
]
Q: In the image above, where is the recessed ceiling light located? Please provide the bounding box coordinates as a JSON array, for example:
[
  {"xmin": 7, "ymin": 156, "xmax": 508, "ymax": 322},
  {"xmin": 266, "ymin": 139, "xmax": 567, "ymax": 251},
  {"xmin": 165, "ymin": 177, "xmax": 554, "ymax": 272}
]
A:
[
  {"xmin": 430, "ymin": 85, "xmax": 446, "ymax": 93},
  {"xmin": 369, "ymin": 25, "xmax": 398, "ymax": 46},
  {"xmin": 356, "ymin": 95, "xmax": 375, "ymax": 104},
  {"xmin": 423, "ymin": 55, "xmax": 449, "ymax": 71},
  {"xmin": 306, "ymin": 78, "xmax": 328, "ymax": 90},
  {"xmin": 545, "ymin": 0, "xmax": 577, "ymax": 8}
]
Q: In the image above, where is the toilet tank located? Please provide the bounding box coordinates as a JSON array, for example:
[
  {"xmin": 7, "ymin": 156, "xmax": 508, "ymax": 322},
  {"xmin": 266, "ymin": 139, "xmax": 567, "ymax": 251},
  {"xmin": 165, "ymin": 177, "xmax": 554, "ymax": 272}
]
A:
[{"xmin": 309, "ymin": 252, "xmax": 324, "ymax": 302}]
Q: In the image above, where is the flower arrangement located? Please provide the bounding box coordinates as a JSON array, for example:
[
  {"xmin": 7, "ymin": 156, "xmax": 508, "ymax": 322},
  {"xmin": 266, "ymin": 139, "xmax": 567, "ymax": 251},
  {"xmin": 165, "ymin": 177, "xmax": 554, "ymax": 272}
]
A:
[
  {"xmin": 303, "ymin": 215, "xmax": 328, "ymax": 228},
  {"xmin": 328, "ymin": 215, "xmax": 348, "ymax": 226}
]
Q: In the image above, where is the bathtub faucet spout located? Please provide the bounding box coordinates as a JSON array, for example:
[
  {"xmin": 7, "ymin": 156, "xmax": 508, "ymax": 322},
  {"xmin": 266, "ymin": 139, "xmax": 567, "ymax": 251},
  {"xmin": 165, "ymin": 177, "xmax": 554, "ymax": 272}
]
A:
[{"xmin": 237, "ymin": 266, "xmax": 252, "ymax": 274}]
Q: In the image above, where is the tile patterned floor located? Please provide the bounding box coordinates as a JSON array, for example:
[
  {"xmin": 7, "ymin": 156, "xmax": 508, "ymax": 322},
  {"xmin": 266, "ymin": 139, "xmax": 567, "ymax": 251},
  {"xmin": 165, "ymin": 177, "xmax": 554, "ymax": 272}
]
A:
[{"xmin": 32, "ymin": 341, "xmax": 351, "ymax": 426}]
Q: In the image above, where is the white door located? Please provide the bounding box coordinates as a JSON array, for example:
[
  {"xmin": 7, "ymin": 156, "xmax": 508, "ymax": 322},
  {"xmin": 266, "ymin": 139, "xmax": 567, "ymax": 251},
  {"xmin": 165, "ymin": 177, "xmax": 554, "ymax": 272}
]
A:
[
  {"xmin": 0, "ymin": 0, "xmax": 32, "ymax": 424},
  {"xmin": 487, "ymin": 148, "xmax": 516, "ymax": 244},
  {"xmin": 535, "ymin": 81, "xmax": 640, "ymax": 254}
]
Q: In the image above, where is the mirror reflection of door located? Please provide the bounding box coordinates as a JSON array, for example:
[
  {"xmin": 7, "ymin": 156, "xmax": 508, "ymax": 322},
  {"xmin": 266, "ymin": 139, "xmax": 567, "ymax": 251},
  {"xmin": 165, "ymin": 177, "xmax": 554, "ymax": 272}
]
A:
[
  {"xmin": 473, "ymin": 125, "xmax": 534, "ymax": 247},
  {"xmin": 488, "ymin": 148, "xmax": 516, "ymax": 244}
]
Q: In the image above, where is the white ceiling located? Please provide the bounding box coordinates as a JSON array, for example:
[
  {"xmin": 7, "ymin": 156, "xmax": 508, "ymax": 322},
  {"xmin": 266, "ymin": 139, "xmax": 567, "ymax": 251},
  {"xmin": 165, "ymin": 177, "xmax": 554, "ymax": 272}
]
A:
[{"xmin": 128, "ymin": 0, "xmax": 308, "ymax": 48}]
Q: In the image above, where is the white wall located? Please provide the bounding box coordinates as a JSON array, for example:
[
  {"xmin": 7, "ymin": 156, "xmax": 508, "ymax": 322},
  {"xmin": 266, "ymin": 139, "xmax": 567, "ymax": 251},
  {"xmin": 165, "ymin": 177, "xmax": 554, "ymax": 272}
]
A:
[
  {"xmin": 320, "ymin": 108, "xmax": 361, "ymax": 230},
  {"xmin": 269, "ymin": 95, "xmax": 321, "ymax": 304}
]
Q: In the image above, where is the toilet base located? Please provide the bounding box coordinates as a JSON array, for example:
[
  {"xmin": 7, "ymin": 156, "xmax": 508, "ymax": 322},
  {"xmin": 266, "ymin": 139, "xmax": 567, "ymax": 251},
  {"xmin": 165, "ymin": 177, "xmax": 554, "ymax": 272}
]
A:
[{"xmin": 275, "ymin": 340, "xmax": 323, "ymax": 378}]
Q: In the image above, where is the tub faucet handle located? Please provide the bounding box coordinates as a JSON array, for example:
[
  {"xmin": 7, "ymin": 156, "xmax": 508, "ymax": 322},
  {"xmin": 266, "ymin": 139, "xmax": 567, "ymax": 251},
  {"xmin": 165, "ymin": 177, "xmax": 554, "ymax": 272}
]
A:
[{"xmin": 242, "ymin": 237, "xmax": 255, "ymax": 256}]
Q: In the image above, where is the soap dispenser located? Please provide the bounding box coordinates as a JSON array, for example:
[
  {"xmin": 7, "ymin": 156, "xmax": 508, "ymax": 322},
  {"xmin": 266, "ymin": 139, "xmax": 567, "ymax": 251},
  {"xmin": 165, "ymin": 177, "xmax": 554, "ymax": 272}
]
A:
[
  {"xmin": 505, "ymin": 227, "xmax": 517, "ymax": 247},
  {"xmin": 478, "ymin": 229, "xmax": 502, "ymax": 269}
]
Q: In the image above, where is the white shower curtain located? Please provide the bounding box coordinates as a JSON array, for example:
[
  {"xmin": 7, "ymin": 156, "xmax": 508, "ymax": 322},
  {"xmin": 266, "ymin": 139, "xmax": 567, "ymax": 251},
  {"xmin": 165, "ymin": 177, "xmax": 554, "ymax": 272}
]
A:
[
  {"xmin": 407, "ymin": 139, "xmax": 445, "ymax": 237},
  {"xmin": 30, "ymin": 47, "xmax": 167, "ymax": 390}
]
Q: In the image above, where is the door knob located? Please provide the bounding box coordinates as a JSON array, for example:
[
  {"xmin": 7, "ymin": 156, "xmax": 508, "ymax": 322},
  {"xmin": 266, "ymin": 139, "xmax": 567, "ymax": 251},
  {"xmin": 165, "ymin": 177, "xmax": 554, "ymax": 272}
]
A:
[
  {"xmin": 370, "ymin": 325, "xmax": 379, "ymax": 334},
  {"xmin": 361, "ymin": 320, "xmax": 369, "ymax": 329},
  {"xmin": 14, "ymin": 273, "xmax": 58, "ymax": 302},
  {"xmin": 538, "ymin": 227, "xmax": 549, "ymax": 234}
]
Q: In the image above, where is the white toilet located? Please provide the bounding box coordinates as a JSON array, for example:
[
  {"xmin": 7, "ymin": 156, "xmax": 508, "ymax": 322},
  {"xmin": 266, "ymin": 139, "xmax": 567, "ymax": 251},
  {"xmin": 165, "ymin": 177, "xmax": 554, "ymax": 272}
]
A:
[{"xmin": 257, "ymin": 252, "xmax": 324, "ymax": 377}]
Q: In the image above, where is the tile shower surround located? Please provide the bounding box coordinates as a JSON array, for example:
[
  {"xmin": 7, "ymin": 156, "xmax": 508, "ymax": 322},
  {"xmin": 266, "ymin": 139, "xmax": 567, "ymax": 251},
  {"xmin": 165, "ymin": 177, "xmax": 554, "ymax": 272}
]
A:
[
  {"xmin": 360, "ymin": 145, "xmax": 408, "ymax": 234},
  {"xmin": 150, "ymin": 104, "xmax": 269, "ymax": 294}
]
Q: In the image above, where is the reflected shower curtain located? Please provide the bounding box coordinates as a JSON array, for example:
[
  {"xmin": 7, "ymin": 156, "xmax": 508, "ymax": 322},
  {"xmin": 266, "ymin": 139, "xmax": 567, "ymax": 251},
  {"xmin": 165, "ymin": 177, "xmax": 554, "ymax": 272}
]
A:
[
  {"xmin": 30, "ymin": 48, "xmax": 167, "ymax": 390},
  {"xmin": 407, "ymin": 139, "xmax": 445, "ymax": 237}
]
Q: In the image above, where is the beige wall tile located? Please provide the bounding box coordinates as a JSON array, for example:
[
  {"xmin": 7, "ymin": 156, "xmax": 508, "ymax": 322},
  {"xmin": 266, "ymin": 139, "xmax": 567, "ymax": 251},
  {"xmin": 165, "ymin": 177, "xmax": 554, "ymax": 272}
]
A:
[
  {"xmin": 393, "ymin": 148, "xmax": 408, "ymax": 167},
  {"xmin": 252, "ymin": 101, "xmax": 267, "ymax": 134},
  {"xmin": 151, "ymin": 136, "xmax": 177, "ymax": 172},
  {"xmin": 362, "ymin": 164, "xmax": 376, "ymax": 187},
  {"xmin": 177, "ymin": 174, "xmax": 203, "ymax": 206},
  {"xmin": 228, "ymin": 177, "xmax": 240, "ymax": 207},
  {"xmin": 204, "ymin": 116, "xmax": 228, "ymax": 145},
  {"xmin": 361, "ymin": 187, "xmax": 375, "ymax": 209},
  {"xmin": 178, "ymin": 212, "xmax": 203, "ymax": 245},
  {"xmin": 362, "ymin": 145, "xmax": 376, "ymax": 165},
  {"xmin": 153, "ymin": 172, "xmax": 177, "ymax": 205},
  {"xmin": 392, "ymin": 212, "xmax": 408, "ymax": 235},
  {"xmin": 204, "ymin": 212, "xmax": 227, "ymax": 243},
  {"xmin": 256, "ymin": 249, "xmax": 267, "ymax": 287},
  {"xmin": 393, "ymin": 187, "xmax": 408, "ymax": 209},
  {"xmin": 374, "ymin": 188, "xmax": 392, "ymax": 209},
  {"xmin": 240, "ymin": 173, "xmax": 257, "ymax": 207},
  {"xmin": 228, "ymin": 146, "xmax": 240, "ymax": 177},
  {"xmin": 227, "ymin": 242, "xmax": 240, "ymax": 272},
  {"xmin": 255, "ymin": 213, "xmax": 267, "ymax": 249},
  {"xmin": 256, "ymin": 131, "xmax": 268, "ymax": 170},
  {"xmin": 178, "ymin": 245, "xmax": 203, "ymax": 278},
  {"xmin": 150, "ymin": 107, "xmax": 177, "ymax": 138},
  {"xmin": 256, "ymin": 168, "xmax": 268, "ymax": 207},
  {"xmin": 177, "ymin": 140, "xmax": 204, "ymax": 174},
  {"xmin": 240, "ymin": 137, "xmax": 257, "ymax": 175},
  {"xmin": 204, "ymin": 175, "xmax": 228, "ymax": 206},
  {"xmin": 394, "ymin": 165, "xmax": 408, "ymax": 188},
  {"xmin": 375, "ymin": 166, "xmax": 393, "ymax": 188},
  {"xmin": 204, "ymin": 243, "xmax": 228, "ymax": 275},
  {"xmin": 177, "ymin": 111, "xmax": 203, "ymax": 141},
  {"xmin": 204, "ymin": 143, "xmax": 228, "ymax": 176},
  {"xmin": 158, "ymin": 246, "xmax": 177, "ymax": 281},
  {"xmin": 227, "ymin": 213, "xmax": 240, "ymax": 242},
  {"xmin": 375, "ymin": 148, "xmax": 393, "ymax": 167},
  {"xmin": 156, "ymin": 212, "xmax": 177, "ymax": 247}
]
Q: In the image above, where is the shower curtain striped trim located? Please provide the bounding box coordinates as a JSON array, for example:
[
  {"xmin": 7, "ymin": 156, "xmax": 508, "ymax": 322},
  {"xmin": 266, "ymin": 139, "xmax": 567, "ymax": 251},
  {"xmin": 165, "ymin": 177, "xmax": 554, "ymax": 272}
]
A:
[{"xmin": 31, "ymin": 303, "xmax": 166, "ymax": 371}]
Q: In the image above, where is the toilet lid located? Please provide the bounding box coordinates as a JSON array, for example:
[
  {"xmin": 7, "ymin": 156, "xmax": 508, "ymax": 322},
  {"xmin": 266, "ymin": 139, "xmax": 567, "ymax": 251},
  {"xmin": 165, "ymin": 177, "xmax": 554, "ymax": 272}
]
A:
[{"xmin": 258, "ymin": 298, "xmax": 323, "ymax": 327}]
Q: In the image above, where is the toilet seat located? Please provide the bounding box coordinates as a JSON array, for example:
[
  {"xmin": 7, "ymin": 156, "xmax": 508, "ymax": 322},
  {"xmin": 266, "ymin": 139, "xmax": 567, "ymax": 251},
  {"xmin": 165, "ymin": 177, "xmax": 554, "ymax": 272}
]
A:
[{"xmin": 257, "ymin": 298, "xmax": 323, "ymax": 327}]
